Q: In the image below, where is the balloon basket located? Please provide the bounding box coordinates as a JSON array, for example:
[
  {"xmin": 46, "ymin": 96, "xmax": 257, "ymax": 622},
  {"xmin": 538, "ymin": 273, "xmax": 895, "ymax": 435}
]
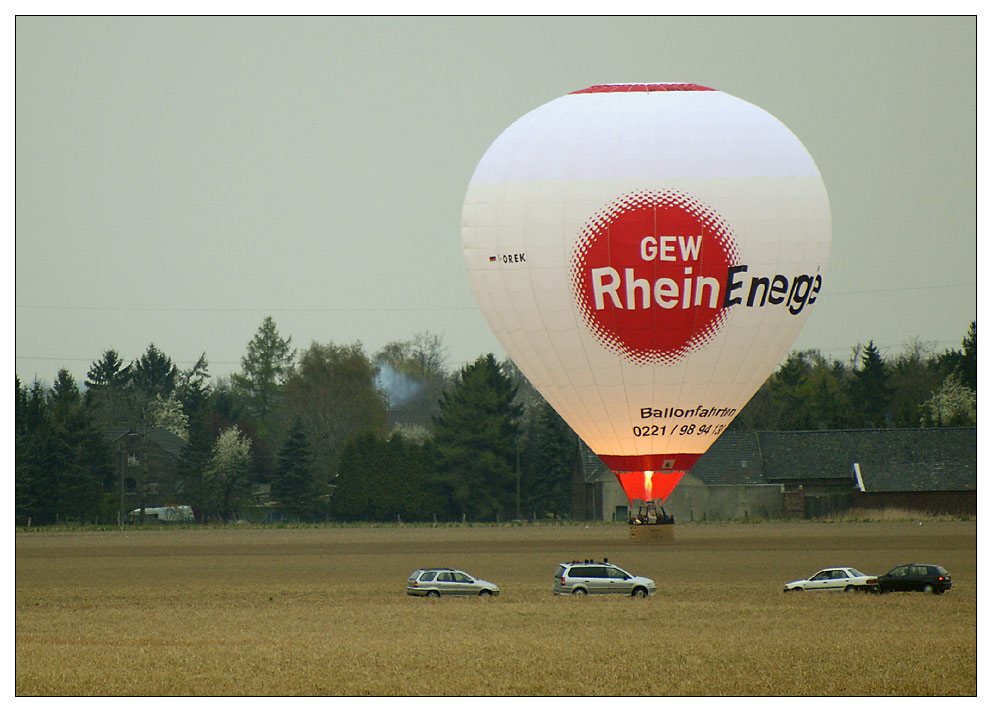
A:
[{"xmin": 628, "ymin": 523, "xmax": 674, "ymax": 542}]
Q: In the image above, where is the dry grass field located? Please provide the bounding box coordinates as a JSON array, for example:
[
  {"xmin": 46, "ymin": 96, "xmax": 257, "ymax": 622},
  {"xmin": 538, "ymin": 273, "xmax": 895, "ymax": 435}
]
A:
[{"xmin": 15, "ymin": 519, "xmax": 976, "ymax": 696}]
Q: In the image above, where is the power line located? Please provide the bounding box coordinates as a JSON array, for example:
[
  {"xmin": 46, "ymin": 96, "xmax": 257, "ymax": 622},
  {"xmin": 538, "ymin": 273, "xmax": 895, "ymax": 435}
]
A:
[
  {"xmin": 14, "ymin": 282, "xmax": 975, "ymax": 313},
  {"xmin": 15, "ymin": 355, "xmax": 482, "ymax": 370},
  {"xmin": 15, "ymin": 305, "xmax": 481, "ymax": 313},
  {"xmin": 819, "ymin": 283, "xmax": 975, "ymax": 296},
  {"xmin": 16, "ymin": 338, "xmax": 967, "ymax": 368},
  {"xmin": 15, "ymin": 356, "xmax": 241, "ymax": 365}
]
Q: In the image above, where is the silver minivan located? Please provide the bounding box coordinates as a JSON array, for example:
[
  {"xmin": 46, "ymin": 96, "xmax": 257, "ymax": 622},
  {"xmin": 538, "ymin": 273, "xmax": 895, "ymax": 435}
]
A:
[{"xmin": 553, "ymin": 561, "xmax": 656, "ymax": 597}]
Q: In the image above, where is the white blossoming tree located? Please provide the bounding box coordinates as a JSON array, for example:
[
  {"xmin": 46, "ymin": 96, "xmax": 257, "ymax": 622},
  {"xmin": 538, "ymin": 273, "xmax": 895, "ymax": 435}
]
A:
[
  {"xmin": 147, "ymin": 394, "xmax": 189, "ymax": 441},
  {"xmin": 204, "ymin": 425, "xmax": 253, "ymax": 520},
  {"xmin": 920, "ymin": 375, "xmax": 976, "ymax": 427}
]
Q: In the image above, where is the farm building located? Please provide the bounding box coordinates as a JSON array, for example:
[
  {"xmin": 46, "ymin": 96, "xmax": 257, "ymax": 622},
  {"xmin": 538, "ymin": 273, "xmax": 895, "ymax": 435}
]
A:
[
  {"xmin": 575, "ymin": 427, "xmax": 976, "ymax": 522},
  {"xmin": 105, "ymin": 427, "xmax": 188, "ymax": 522}
]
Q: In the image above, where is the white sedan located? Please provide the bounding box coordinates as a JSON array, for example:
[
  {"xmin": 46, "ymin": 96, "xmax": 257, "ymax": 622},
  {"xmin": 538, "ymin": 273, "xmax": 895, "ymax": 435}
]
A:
[{"xmin": 783, "ymin": 567, "xmax": 879, "ymax": 593}]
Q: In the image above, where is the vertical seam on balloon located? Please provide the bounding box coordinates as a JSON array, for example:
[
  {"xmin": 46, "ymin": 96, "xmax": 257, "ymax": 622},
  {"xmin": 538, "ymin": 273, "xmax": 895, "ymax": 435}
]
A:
[
  {"xmin": 547, "ymin": 120, "xmax": 614, "ymax": 454},
  {"xmin": 569, "ymin": 192, "xmax": 622, "ymax": 453}
]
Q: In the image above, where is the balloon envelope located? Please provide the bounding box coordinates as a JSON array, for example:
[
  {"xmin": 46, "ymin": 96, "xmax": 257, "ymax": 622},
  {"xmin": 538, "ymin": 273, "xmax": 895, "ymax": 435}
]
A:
[{"xmin": 462, "ymin": 84, "xmax": 830, "ymax": 503}]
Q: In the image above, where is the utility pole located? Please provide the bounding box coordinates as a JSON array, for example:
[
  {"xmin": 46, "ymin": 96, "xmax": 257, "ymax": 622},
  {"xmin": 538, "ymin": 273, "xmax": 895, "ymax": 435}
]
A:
[
  {"xmin": 119, "ymin": 448, "xmax": 125, "ymax": 526},
  {"xmin": 515, "ymin": 443, "xmax": 521, "ymax": 520}
]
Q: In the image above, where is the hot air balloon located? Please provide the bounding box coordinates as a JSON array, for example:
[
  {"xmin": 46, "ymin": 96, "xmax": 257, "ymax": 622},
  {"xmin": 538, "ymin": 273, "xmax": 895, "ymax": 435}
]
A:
[{"xmin": 461, "ymin": 84, "xmax": 830, "ymax": 531}]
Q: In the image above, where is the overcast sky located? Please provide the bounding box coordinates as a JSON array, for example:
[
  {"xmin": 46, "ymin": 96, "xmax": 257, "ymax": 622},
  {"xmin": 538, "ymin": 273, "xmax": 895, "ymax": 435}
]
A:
[{"xmin": 14, "ymin": 16, "xmax": 977, "ymax": 387}]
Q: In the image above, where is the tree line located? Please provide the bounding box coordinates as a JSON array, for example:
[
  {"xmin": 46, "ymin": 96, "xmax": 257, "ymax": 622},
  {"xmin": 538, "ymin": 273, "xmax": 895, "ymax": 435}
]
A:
[
  {"xmin": 15, "ymin": 318, "xmax": 975, "ymax": 526},
  {"xmin": 731, "ymin": 323, "xmax": 976, "ymax": 431}
]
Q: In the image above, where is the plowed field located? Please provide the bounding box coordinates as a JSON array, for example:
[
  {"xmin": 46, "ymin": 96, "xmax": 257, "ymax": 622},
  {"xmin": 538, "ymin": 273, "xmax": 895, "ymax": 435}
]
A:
[{"xmin": 15, "ymin": 521, "xmax": 977, "ymax": 695}]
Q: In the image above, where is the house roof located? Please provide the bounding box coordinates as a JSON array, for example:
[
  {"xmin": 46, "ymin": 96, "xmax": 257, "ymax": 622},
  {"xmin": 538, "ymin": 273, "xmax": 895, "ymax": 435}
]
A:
[
  {"xmin": 758, "ymin": 431, "xmax": 862, "ymax": 483},
  {"xmin": 687, "ymin": 431, "xmax": 766, "ymax": 485},
  {"xmin": 578, "ymin": 443, "xmax": 610, "ymax": 483},
  {"xmin": 386, "ymin": 409, "xmax": 435, "ymax": 432},
  {"xmin": 105, "ymin": 427, "xmax": 188, "ymax": 459},
  {"xmin": 582, "ymin": 428, "xmax": 976, "ymax": 493},
  {"xmin": 711, "ymin": 428, "xmax": 976, "ymax": 493},
  {"xmin": 845, "ymin": 428, "xmax": 975, "ymax": 493}
]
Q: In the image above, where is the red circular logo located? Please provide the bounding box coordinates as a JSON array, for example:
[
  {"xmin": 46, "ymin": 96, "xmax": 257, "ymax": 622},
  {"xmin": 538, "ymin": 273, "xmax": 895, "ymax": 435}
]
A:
[{"xmin": 571, "ymin": 190, "xmax": 739, "ymax": 365}]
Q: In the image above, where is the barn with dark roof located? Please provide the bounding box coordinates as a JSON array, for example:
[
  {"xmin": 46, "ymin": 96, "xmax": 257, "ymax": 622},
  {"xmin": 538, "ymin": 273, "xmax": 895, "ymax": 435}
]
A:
[{"xmin": 576, "ymin": 428, "xmax": 976, "ymax": 521}]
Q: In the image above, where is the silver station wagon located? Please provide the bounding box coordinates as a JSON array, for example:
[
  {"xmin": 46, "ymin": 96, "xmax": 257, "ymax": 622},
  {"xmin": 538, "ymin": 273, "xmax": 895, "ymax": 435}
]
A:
[
  {"xmin": 553, "ymin": 561, "xmax": 656, "ymax": 597},
  {"xmin": 406, "ymin": 568, "xmax": 500, "ymax": 597}
]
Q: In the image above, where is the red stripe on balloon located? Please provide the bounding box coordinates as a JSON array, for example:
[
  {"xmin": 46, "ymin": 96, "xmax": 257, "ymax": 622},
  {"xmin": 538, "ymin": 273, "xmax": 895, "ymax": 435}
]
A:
[
  {"xmin": 570, "ymin": 84, "xmax": 714, "ymax": 94},
  {"xmin": 598, "ymin": 452, "xmax": 702, "ymax": 473}
]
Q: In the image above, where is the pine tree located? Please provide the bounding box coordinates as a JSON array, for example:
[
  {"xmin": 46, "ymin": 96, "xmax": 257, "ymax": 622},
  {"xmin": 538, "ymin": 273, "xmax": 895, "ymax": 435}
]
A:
[
  {"xmin": 333, "ymin": 433, "xmax": 378, "ymax": 521},
  {"xmin": 432, "ymin": 354, "xmax": 521, "ymax": 520},
  {"xmin": 768, "ymin": 352, "xmax": 813, "ymax": 429},
  {"xmin": 850, "ymin": 341, "xmax": 892, "ymax": 427},
  {"xmin": 15, "ymin": 378, "xmax": 35, "ymax": 524},
  {"xmin": 19, "ymin": 381, "xmax": 53, "ymax": 524},
  {"xmin": 522, "ymin": 400, "xmax": 576, "ymax": 518},
  {"xmin": 15, "ymin": 374, "xmax": 112, "ymax": 525},
  {"xmin": 85, "ymin": 348, "xmax": 136, "ymax": 428},
  {"xmin": 961, "ymin": 321, "xmax": 976, "ymax": 391},
  {"xmin": 274, "ymin": 419, "xmax": 322, "ymax": 522},
  {"xmin": 85, "ymin": 349, "xmax": 130, "ymax": 392},
  {"xmin": 54, "ymin": 408, "xmax": 112, "ymax": 523},
  {"xmin": 332, "ymin": 431, "xmax": 441, "ymax": 522},
  {"xmin": 232, "ymin": 316, "xmax": 295, "ymax": 423},
  {"xmin": 178, "ymin": 417, "xmax": 214, "ymax": 522},
  {"xmin": 50, "ymin": 369, "xmax": 81, "ymax": 419},
  {"xmin": 937, "ymin": 322, "xmax": 977, "ymax": 392},
  {"xmin": 131, "ymin": 344, "xmax": 178, "ymax": 398},
  {"xmin": 175, "ymin": 353, "xmax": 211, "ymax": 424}
]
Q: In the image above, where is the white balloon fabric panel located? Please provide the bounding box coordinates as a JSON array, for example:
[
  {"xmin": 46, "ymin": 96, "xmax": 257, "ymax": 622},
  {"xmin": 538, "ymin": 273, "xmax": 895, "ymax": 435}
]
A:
[{"xmin": 462, "ymin": 84, "xmax": 831, "ymax": 473}]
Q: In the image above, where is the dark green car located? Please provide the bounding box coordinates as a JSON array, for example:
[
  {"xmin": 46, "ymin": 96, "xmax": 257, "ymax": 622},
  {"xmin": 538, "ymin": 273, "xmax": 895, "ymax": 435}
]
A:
[{"xmin": 877, "ymin": 564, "xmax": 952, "ymax": 595}]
